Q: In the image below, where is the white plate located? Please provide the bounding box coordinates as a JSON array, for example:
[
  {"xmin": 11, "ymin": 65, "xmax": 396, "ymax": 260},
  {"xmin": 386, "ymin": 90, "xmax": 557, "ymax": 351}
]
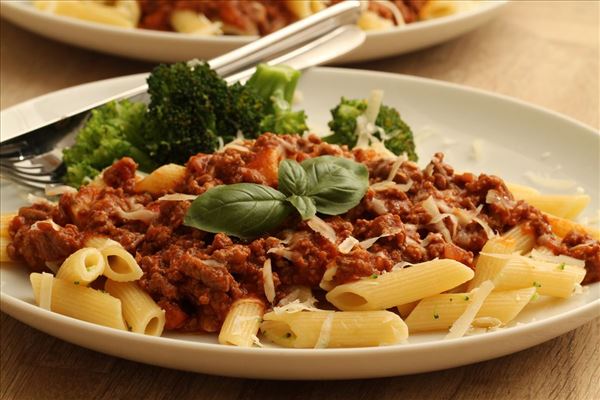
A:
[
  {"xmin": 1, "ymin": 68, "xmax": 599, "ymax": 380},
  {"xmin": 0, "ymin": 0, "xmax": 508, "ymax": 63}
]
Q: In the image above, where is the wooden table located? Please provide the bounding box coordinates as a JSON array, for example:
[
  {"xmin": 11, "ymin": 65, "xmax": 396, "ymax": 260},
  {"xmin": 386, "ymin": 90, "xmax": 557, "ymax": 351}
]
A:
[{"xmin": 1, "ymin": 1, "xmax": 598, "ymax": 399}]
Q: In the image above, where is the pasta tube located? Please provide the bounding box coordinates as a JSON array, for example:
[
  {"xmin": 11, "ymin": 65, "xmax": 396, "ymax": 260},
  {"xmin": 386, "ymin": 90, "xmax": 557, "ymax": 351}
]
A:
[
  {"xmin": 86, "ymin": 237, "xmax": 142, "ymax": 282},
  {"xmin": 493, "ymin": 256, "xmax": 586, "ymax": 298},
  {"xmin": 326, "ymin": 259, "xmax": 474, "ymax": 311},
  {"xmin": 1, "ymin": 212, "xmax": 16, "ymax": 238},
  {"xmin": 503, "ymin": 224, "xmax": 536, "ymax": 253},
  {"xmin": 0, "ymin": 237, "xmax": 12, "ymax": 263},
  {"xmin": 30, "ymin": 273, "xmax": 127, "ymax": 330},
  {"xmin": 105, "ymin": 280, "xmax": 165, "ymax": 336},
  {"xmin": 134, "ymin": 164, "xmax": 186, "ymax": 195},
  {"xmin": 406, "ymin": 287, "xmax": 536, "ymax": 332},
  {"xmin": 55, "ymin": 247, "xmax": 105, "ymax": 286},
  {"xmin": 218, "ymin": 298, "xmax": 265, "ymax": 347},
  {"xmin": 467, "ymin": 236, "xmax": 515, "ymax": 291},
  {"xmin": 260, "ymin": 310, "xmax": 407, "ymax": 348},
  {"xmin": 545, "ymin": 213, "xmax": 600, "ymax": 240},
  {"xmin": 33, "ymin": 0, "xmax": 138, "ymax": 28}
]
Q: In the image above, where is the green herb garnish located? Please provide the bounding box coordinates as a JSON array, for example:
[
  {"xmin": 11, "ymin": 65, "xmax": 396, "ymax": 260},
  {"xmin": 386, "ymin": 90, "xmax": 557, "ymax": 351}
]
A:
[
  {"xmin": 433, "ymin": 312, "xmax": 440, "ymax": 320},
  {"xmin": 184, "ymin": 156, "xmax": 369, "ymax": 238},
  {"xmin": 464, "ymin": 296, "xmax": 470, "ymax": 301},
  {"xmin": 73, "ymin": 281, "xmax": 80, "ymax": 285},
  {"xmin": 557, "ymin": 262, "xmax": 566, "ymax": 270},
  {"xmin": 370, "ymin": 274, "xmax": 379, "ymax": 279},
  {"xmin": 533, "ymin": 281, "xmax": 542, "ymax": 288}
]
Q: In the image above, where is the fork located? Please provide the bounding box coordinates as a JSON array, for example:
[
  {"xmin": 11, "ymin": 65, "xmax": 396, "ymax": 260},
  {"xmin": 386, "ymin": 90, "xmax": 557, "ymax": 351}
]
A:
[{"xmin": 0, "ymin": 1, "xmax": 364, "ymax": 190}]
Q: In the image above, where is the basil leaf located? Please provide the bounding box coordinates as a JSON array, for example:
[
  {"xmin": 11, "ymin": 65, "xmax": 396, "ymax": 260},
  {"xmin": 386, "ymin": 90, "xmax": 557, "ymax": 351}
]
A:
[
  {"xmin": 301, "ymin": 156, "xmax": 369, "ymax": 215},
  {"xmin": 286, "ymin": 195, "xmax": 316, "ymax": 220},
  {"xmin": 184, "ymin": 183, "xmax": 292, "ymax": 239},
  {"xmin": 278, "ymin": 159, "xmax": 307, "ymax": 196}
]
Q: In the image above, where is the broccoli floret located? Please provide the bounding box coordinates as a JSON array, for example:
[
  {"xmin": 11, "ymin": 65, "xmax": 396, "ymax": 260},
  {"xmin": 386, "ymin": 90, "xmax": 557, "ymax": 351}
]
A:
[
  {"xmin": 324, "ymin": 96, "xmax": 417, "ymax": 161},
  {"xmin": 245, "ymin": 64, "xmax": 308, "ymax": 134},
  {"xmin": 375, "ymin": 105, "xmax": 418, "ymax": 161},
  {"xmin": 220, "ymin": 82, "xmax": 266, "ymax": 141},
  {"xmin": 323, "ymin": 98, "xmax": 367, "ymax": 148},
  {"xmin": 139, "ymin": 62, "xmax": 225, "ymax": 165},
  {"xmin": 62, "ymin": 100, "xmax": 155, "ymax": 187}
]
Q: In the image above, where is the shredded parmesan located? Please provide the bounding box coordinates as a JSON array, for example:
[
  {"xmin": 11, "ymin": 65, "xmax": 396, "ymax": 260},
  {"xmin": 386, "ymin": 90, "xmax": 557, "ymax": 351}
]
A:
[
  {"xmin": 319, "ymin": 265, "xmax": 338, "ymax": 291},
  {"xmin": 262, "ymin": 259, "xmax": 275, "ymax": 304},
  {"xmin": 391, "ymin": 261, "xmax": 412, "ymax": 271},
  {"xmin": 369, "ymin": 197, "xmax": 389, "ymax": 215},
  {"xmin": 471, "ymin": 317, "xmax": 502, "ymax": 329},
  {"xmin": 338, "ymin": 236, "xmax": 359, "ymax": 254},
  {"xmin": 251, "ymin": 334, "xmax": 263, "ymax": 348},
  {"xmin": 38, "ymin": 272, "xmax": 54, "ymax": 311},
  {"xmin": 524, "ymin": 171, "xmax": 577, "ymax": 190},
  {"xmin": 359, "ymin": 227, "xmax": 403, "ymax": 250},
  {"xmin": 267, "ymin": 247, "xmax": 296, "ymax": 261},
  {"xmin": 27, "ymin": 194, "xmax": 55, "ymax": 206},
  {"xmin": 307, "ymin": 216, "xmax": 337, "ymax": 244},
  {"xmin": 371, "ymin": 0, "xmax": 405, "ymax": 25},
  {"xmin": 217, "ymin": 136, "xmax": 224, "ymax": 151},
  {"xmin": 314, "ymin": 313, "xmax": 334, "ymax": 349},
  {"xmin": 157, "ymin": 193, "xmax": 198, "ymax": 201},
  {"xmin": 44, "ymin": 261, "xmax": 60, "ymax": 274},
  {"xmin": 30, "ymin": 219, "xmax": 60, "ymax": 231},
  {"xmin": 421, "ymin": 196, "xmax": 453, "ymax": 243},
  {"xmin": 202, "ymin": 259, "xmax": 225, "ymax": 268},
  {"xmin": 370, "ymin": 180, "xmax": 413, "ymax": 192},
  {"xmin": 445, "ymin": 280, "xmax": 495, "ymax": 339},
  {"xmin": 116, "ymin": 208, "xmax": 158, "ymax": 223},
  {"xmin": 45, "ymin": 185, "xmax": 77, "ymax": 196}
]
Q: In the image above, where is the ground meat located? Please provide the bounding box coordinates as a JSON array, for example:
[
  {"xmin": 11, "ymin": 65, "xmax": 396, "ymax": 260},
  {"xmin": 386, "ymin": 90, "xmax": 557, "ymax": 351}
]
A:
[{"xmin": 7, "ymin": 134, "xmax": 599, "ymax": 333}]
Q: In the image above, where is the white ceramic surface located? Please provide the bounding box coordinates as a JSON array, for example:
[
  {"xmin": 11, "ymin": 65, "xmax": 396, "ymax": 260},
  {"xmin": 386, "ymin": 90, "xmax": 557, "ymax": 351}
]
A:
[
  {"xmin": 0, "ymin": 0, "xmax": 508, "ymax": 63},
  {"xmin": 1, "ymin": 68, "xmax": 599, "ymax": 380}
]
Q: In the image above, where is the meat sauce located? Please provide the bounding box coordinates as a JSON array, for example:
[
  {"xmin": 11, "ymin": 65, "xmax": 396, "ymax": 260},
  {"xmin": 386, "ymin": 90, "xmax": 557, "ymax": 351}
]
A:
[{"xmin": 7, "ymin": 133, "xmax": 600, "ymax": 332}]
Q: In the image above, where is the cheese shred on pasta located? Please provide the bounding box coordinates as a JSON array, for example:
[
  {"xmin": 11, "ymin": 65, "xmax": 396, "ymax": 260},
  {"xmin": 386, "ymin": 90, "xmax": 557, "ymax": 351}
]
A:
[{"xmin": 445, "ymin": 280, "xmax": 495, "ymax": 339}]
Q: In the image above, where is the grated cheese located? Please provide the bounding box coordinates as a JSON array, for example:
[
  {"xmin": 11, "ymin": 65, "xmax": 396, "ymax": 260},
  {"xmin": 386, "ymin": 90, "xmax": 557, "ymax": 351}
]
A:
[
  {"xmin": 421, "ymin": 196, "xmax": 453, "ymax": 243},
  {"xmin": 27, "ymin": 194, "xmax": 55, "ymax": 206},
  {"xmin": 202, "ymin": 259, "xmax": 225, "ymax": 268},
  {"xmin": 370, "ymin": 180, "xmax": 413, "ymax": 192},
  {"xmin": 262, "ymin": 259, "xmax": 276, "ymax": 304},
  {"xmin": 369, "ymin": 197, "xmax": 389, "ymax": 215},
  {"xmin": 470, "ymin": 138, "xmax": 484, "ymax": 161},
  {"xmin": 38, "ymin": 272, "xmax": 54, "ymax": 311},
  {"xmin": 319, "ymin": 265, "xmax": 338, "ymax": 291},
  {"xmin": 371, "ymin": 0, "xmax": 405, "ymax": 25},
  {"xmin": 45, "ymin": 185, "xmax": 77, "ymax": 196},
  {"xmin": 116, "ymin": 208, "xmax": 158, "ymax": 223},
  {"xmin": 338, "ymin": 236, "xmax": 359, "ymax": 254},
  {"xmin": 157, "ymin": 193, "xmax": 198, "ymax": 201},
  {"xmin": 307, "ymin": 216, "xmax": 337, "ymax": 244},
  {"xmin": 267, "ymin": 247, "xmax": 296, "ymax": 261},
  {"xmin": 445, "ymin": 280, "xmax": 495, "ymax": 339},
  {"xmin": 359, "ymin": 227, "xmax": 404, "ymax": 250},
  {"xmin": 314, "ymin": 313, "xmax": 334, "ymax": 349}
]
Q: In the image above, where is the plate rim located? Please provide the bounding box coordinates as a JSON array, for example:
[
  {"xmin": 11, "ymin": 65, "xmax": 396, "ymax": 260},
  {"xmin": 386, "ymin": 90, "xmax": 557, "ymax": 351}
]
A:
[
  {"xmin": 0, "ymin": 0, "xmax": 509, "ymax": 43},
  {"xmin": 1, "ymin": 66, "xmax": 598, "ymax": 370}
]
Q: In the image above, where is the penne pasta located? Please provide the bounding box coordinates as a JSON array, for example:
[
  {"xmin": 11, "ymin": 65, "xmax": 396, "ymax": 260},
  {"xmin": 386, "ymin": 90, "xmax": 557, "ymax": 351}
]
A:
[
  {"xmin": 170, "ymin": 10, "xmax": 223, "ymax": 35},
  {"xmin": 1, "ymin": 212, "xmax": 16, "ymax": 238},
  {"xmin": 30, "ymin": 273, "xmax": 127, "ymax": 330},
  {"xmin": 33, "ymin": 0, "xmax": 138, "ymax": 28},
  {"xmin": 503, "ymin": 224, "xmax": 536, "ymax": 254},
  {"xmin": 261, "ymin": 310, "xmax": 407, "ymax": 348},
  {"xmin": 326, "ymin": 259, "xmax": 474, "ymax": 311},
  {"xmin": 55, "ymin": 247, "xmax": 105, "ymax": 286},
  {"xmin": 218, "ymin": 298, "xmax": 265, "ymax": 347},
  {"xmin": 519, "ymin": 194, "xmax": 590, "ymax": 220},
  {"xmin": 406, "ymin": 287, "xmax": 536, "ymax": 332},
  {"xmin": 0, "ymin": 237, "xmax": 12, "ymax": 263},
  {"xmin": 506, "ymin": 182, "xmax": 540, "ymax": 198},
  {"xmin": 492, "ymin": 255, "xmax": 586, "ymax": 298},
  {"xmin": 545, "ymin": 213, "xmax": 600, "ymax": 240},
  {"xmin": 419, "ymin": 0, "xmax": 479, "ymax": 20},
  {"xmin": 134, "ymin": 164, "xmax": 186, "ymax": 195},
  {"xmin": 105, "ymin": 280, "xmax": 165, "ymax": 336},
  {"xmin": 467, "ymin": 236, "xmax": 515, "ymax": 291},
  {"xmin": 86, "ymin": 237, "xmax": 142, "ymax": 282}
]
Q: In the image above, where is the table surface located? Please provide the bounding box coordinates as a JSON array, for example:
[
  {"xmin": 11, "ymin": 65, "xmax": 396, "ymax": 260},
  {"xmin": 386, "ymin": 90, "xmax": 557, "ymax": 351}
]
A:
[{"xmin": 1, "ymin": 1, "xmax": 599, "ymax": 399}]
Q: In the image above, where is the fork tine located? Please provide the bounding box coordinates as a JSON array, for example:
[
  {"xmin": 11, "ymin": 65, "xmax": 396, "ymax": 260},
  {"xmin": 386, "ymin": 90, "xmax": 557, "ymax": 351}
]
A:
[
  {"xmin": 0, "ymin": 162, "xmax": 62, "ymax": 176},
  {"xmin": 0, "ymin": 166, "xmax": 62, "ymax": 184},
  {"xmin": 0, "ymin": 173, "xmax": 49, "ymax": 190}
]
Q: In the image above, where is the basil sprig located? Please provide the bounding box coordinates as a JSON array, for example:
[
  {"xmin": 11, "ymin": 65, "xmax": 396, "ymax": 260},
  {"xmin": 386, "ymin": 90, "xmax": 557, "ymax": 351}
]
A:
[{"xmin": 184, "ymin": 156, "xmax": 368, "ymax": 239}]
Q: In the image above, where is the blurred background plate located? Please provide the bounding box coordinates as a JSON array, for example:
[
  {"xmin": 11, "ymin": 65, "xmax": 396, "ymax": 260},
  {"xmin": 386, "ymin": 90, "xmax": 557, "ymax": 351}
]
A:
[{"xmin": 0, "ymin": 0, "xmax": 508, "ymax": 63}]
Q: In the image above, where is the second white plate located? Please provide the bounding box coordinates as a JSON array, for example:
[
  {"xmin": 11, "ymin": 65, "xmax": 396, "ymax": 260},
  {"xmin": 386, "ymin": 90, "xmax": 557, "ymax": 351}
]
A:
[{"xmin": 1, "ymin": 0, "xmax": 508, "ymax": 63}]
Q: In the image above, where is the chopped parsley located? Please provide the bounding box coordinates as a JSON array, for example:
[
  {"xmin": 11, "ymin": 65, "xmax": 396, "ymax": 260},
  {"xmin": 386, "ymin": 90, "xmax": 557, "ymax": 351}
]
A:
[
  {"xmin": 449, "ymin": 298, "xmax": 453, "ymax": 302},
  {"xmin": 557, "ymin": 263, "xmax": 566, "ymax": 271},
  {"xmin": 370, "ymin": 274, "xmax": 379, "ymax": 279},
  {"xmin": 530, "ymin": 292, "xmax": 540, "ymax": 301},
  {"xmin": 73, "ymin": 281, "xmax": 80, "ymax": 285},
  {"xmin": 433, "ymin": 312, "xmax": 440, "ymax": 320},
  {"xmin": 464, "ymin": 295, "xmax": 470, "ymax": 301},
  {"xmin": 533, "ymin": 281, "xmax": 542, "ymax": 288},
  {"xmin": 284, "ymin": 332, "xmax": 292, "ymax": 338}
]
